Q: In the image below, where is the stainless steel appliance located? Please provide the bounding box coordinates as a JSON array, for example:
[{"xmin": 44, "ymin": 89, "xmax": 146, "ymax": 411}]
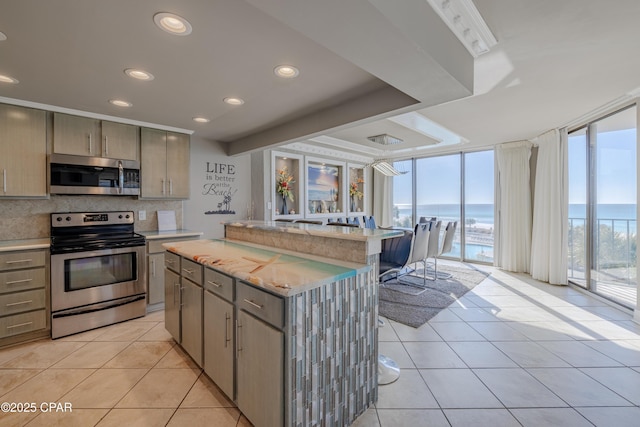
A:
[
  {"xmin": 50, "ymin": 211, "xmax": 146, "ymax": 338},
  {"xmin": 49, "ymin": 153, "xmax": 140, "ymax": 195}
]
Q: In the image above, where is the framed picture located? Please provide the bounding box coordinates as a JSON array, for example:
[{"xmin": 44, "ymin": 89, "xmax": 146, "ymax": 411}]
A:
[{"xmin": 305, "ymin": 158, "xmax": 345, "ymax": 217}]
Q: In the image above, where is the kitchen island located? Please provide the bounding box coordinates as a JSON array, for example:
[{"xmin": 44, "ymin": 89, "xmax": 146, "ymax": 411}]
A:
[{"xmin": 165, "ymin": 222, "xmax": 401, "ymax": 427}]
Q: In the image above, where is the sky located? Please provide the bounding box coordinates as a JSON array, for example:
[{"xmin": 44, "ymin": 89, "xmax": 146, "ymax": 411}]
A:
[
  {"xmin": 568, "ymin": 128, "xmax": 636, "ymax": 205},
  {"xmin": 393, "ymin": 150, "xmax": 494, "ymax": 206},
  {"xmin": 393, "ymin": 126, "xmax": 636, "ymax": 209}
]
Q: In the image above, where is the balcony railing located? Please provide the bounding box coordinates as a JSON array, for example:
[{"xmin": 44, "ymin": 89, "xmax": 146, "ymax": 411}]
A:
[{"xmin": 568, "ymin": 217, "xmax": 637, "ymax": 286}]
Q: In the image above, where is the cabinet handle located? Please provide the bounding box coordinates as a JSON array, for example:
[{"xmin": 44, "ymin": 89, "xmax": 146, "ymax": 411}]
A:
[
  {"xmin": 88, "ymin": 133, "xmax": 92, "ymax": 154},
  {"xmin": 182, "ymin": 268, "xmax": 194, "ymax": 275},
  {"xmin": 151, "ymin": 259, "xmax": 156, "ymax": 277},
  {"xmin": 224, "ymin": 312, "xmax": 231, "ymax": 348},
  {"xmin": 169, "ymin": 179, "xmax": 173, "ymax": 195},
  {"xmin": 6, "ymin": 300, "xmax": 33, "ymax": 307},
  {"xmin": 162, "ymin": 179, "xmax": 166, "ymax": 195},
  {"xmin": 180, "ymin": 286, "xmax": 186, "ymax": 307},
  {"xmin": 2, "ymin": 169, "xmax": 6, "ymax": 193},
  {"xmin": 243, "ymin": 299, "xmax": 263, "ymax": 310},
  {"xmin": 236, "ymin": 319, "xmax": 242, "ymax": 357},
  {"xmin": 206, "ymin": 280, "xmax": 221, "ymax": 288},
  {"xmin": 174, "ymin": 282, "xmax": 180, "ymax": 305},
  {"xmin": 5, "ymin": 259, "xmax": 33, "ymax": 265},
  {"xmin": 165, "ymin": 259, "xmax": 174, "ymax": 265},
  {"xmin": 6, "ymin": 278, "xmax": 33, "ymax": 285},
  {"xmin": 104, "ymin": 135, "xmax": 109, "ymax": 156},
  {"xmin": 7, "ymin": 321, "xmax": 32, "ymax": 330}
]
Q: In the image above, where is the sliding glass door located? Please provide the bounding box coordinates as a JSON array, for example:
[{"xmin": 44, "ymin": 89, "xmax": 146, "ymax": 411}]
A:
[
  {"xmin": 391, "ymin": 150, "xmax": 494, "ymax": 263},
  {"xmin": 568, "ymin": 105, "xmax": 637, "ymax": 308}
]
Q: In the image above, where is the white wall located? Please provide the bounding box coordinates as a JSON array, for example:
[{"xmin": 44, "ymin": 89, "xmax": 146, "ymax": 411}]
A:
[{"xmin": 183, "ymin": 136, "xmax": 251, "ymax": 239}]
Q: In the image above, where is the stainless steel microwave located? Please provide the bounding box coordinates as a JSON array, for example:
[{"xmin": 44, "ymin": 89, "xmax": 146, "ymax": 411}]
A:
[{"xmin": 49, "ymin": 153, "xmax": 140, "ymax": 195}]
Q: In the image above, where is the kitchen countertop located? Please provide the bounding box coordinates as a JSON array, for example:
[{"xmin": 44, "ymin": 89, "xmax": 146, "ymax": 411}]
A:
[
  {"xmin": 164, "ymin": 239, "xmax": 370, "ymax": 297},
  {"xmin": 224, "ymin": 220, "xmax": 403, "ymax": 241},
  {"xmin": 0, "ymin": 238, "xmax": 51, "ymax": 252},
  {"xmin": 139, "ymin": 229, "xmax": 203, "ymax": 240}
]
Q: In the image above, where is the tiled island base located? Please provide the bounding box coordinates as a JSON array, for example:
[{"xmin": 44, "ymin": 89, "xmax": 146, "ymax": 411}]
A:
[{"xmin": 288, "ymin": 272, "xmax": 378, "ymax": 426}]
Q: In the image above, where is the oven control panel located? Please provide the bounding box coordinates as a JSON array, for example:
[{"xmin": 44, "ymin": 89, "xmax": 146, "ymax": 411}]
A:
[{"xmin": 51, "ymin": 211, "xmax": 135, "ymax": 227}]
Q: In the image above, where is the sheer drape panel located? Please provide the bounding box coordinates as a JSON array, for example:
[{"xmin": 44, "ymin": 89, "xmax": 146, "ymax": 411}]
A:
[
  {"xmin": 373, "ymin": 169, "xmax": 393, "ymax": 227},
  {"xmin": 495, "ymin": 141, "xmax": 533, "ymax": 272},
  {"xmin": 530, "ymin": 129, "xmax": 568, "ymax": 285}
]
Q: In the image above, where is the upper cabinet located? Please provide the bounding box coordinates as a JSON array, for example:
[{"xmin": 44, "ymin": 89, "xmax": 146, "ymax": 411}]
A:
[
  {"xmin": 0, "ymin": 104, "xmax": 47, "ymax": 197},
  {"xmin": 140, "ymin": 128, "xmax": 190, "ymax": 199},
  {"xmin": 53, "ymin": 113, "xmax": 139, "ymax": 161},
  {"xmin": 101, "ymin": 121, "xmax": 139, "ymax": 161}
]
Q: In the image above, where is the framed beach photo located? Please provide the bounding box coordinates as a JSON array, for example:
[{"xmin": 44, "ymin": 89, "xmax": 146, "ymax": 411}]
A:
[{"xmin": 305, "ymin": 158, "xmax": 345, "ymax": 217}]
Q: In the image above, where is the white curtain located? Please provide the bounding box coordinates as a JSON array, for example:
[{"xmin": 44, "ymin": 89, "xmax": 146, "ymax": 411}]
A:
[
  {"xmin": 530, "ymin": 129, "xmax": 568, "ymax": 285},
  {"xmin": 495, "ymin": 141, "xmax": 533, "ymax": 273},
  {"xmin": 373, "ymin": 169, "xmax": 393, "ymax": 227}
]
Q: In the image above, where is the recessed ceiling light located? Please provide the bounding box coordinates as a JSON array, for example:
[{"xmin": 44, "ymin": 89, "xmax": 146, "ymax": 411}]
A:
[
  {"xmin": 274, "ymin": 65, "xmax": 299, "ymax": 78},
  {"xmin": 0, "ymin": 32, "xmax": 7, "ymax": 41},
  {"xmin": 153, "ymin": 12, "xmax": 192, "ymax": 36},
  {"xmin": 224, "ymin": 97, "xmax": 244, "ymax": 106},
  {"xmin": 0, "ymin": 74, "xmax": 18, "ymax": 84},
  {"xmin": 193, "ymin": 117, "xmax": 210, "ymax": 123},
  {"xmin": 124, "ymin": 68, "xmax": 154, "ymax": 81},
  {"xmin": 109, "ymin": 99, "xmax": 132, "ymax": 107}
]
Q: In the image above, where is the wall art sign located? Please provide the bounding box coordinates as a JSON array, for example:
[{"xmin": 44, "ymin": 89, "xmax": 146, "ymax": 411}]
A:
[{"xmin": 203, "ymin": 162, "xmax": 238, "ymax": 215}]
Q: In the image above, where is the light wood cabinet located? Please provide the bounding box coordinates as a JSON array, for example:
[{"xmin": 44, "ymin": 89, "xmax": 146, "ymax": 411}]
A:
[
  {"xmin": 181, "ymin": 278, "xmax": 203, "ymax": 366},
  {"xmin": 101, "ymin": 121, "xmax": 139, "ymax": 161},
  {"xmin": 53, "ymin": 113, "xmax": 101, "ymax": 156},
  {"xmin": 140, "ymin": 128, "xmax": 189, "ymax": 199},
  {"xmin": 204, "ymin": 290, "xmax": 235, "ymax": 398},
  {"xmin": 0, "ymin": 104, "xmax": 47, "ymax": 197},
  {"xmin": 237, "ymin": 310, "xmax": 284, "ymax": 427},
  {"xmin": 164, "ymin": 268, "xmax": 181, "ymax": 342},
  {"xmin": 0, "ymin": 248, "xmax": 49, "ymax": 346},
  {"xmin": 53, "ymin": 113, "xmax": 138, "ymax": 160}
]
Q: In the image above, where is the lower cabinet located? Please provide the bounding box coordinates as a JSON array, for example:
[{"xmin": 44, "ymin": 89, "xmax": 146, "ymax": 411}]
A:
[
  {"xmin": 148, "ymin": 252, "xmax": 165, "ymax": 305},
  {"xmin": 204, "ymin": 290, "xmax": 234, "ymax": 398},
  {"xmin": 163, "ymin": 254, "xmax": 203, "ymax": 366},
  {"xmin": 164, "ymin": 268, "xmax": 181, "ymax": 342},
  {"xmin": 180, "ymin": 278, "xmax": 202, "ymax": 366},
  {"xmin": 236, "ymin": 310, "xmax": 284, "ymax": 427},
  {"xmin": 0, "ymin": 248, "xmax": 50, "ymax": 347}
]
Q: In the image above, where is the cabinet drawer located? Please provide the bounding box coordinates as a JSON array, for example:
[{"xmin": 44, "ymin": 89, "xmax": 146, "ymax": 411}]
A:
[
  {"xmin": 0, "ymin": 268, "xmax": 46, "ymax": 294},
  {"xmin": 181, "ymin": 258, "xmax": 203, "ymax": 286},
  {"xmin": 0, "ymin": 309, "xmax": 47, "ymax": 338},
  {"xmin": 0, "ymin": 251, "xmax": 46, "ymax": 271},
  {"xmin": 237, "ymin": 282, "xmax": 284, "ymax": 329},
  {"xmin": 164, "ymin": 251, "xmax": 181, "ymax": 273},
  {"xmin": 204, "ymin": 268, "xmax": 234, "ymax": 302},
  {"xmin": 0, "ymin": 289, "xmax": 46, "ymax": 316}
]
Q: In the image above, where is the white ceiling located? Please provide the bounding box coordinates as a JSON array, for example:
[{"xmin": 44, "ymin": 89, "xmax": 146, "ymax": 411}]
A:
[{"xmin": 1, "ymin": 0, "xmax": 640, "ymax": 160}]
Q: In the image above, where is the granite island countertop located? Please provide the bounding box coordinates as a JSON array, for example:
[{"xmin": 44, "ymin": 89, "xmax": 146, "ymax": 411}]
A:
[{"xmin": 164, "ymin": 239, "xmax": 370, "ymax": 297}]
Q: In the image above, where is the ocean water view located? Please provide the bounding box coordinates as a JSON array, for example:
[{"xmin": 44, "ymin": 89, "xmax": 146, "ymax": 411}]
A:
[{"xmin": 394, "ymin": 204, "xmax": 637, "ymax": 227}]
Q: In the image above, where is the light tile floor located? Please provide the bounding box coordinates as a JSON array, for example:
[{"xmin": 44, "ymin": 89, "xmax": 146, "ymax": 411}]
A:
[
  {"xmin": 1, "ymin": 265, "xmax": 640, "ymax": 426},
  {"xmin": 356, "ymin": 265, "xmax": 640, "ymax": 427}
]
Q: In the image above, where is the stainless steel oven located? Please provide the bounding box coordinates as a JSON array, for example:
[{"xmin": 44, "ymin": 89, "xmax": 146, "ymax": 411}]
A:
[{"xmin": 50, "ymin": 211, "xmax": 146, "ymax": 338}]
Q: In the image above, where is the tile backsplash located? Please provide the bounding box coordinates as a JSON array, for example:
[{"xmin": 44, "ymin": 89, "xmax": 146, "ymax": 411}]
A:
[{"xmin": 0, "ymin": 196, "xmax": 182, "ymax": 240}]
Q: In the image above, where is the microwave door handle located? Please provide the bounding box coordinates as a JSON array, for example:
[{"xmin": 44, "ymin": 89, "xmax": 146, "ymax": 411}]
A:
[{"xmin": 118, "ymin": 161, "xmax": 124, "ymax": 194}]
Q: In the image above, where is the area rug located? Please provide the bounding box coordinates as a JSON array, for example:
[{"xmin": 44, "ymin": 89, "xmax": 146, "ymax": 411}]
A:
[{"xmin": 379, "ymin": 264, "xmax": 490, "ymax": 328}]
